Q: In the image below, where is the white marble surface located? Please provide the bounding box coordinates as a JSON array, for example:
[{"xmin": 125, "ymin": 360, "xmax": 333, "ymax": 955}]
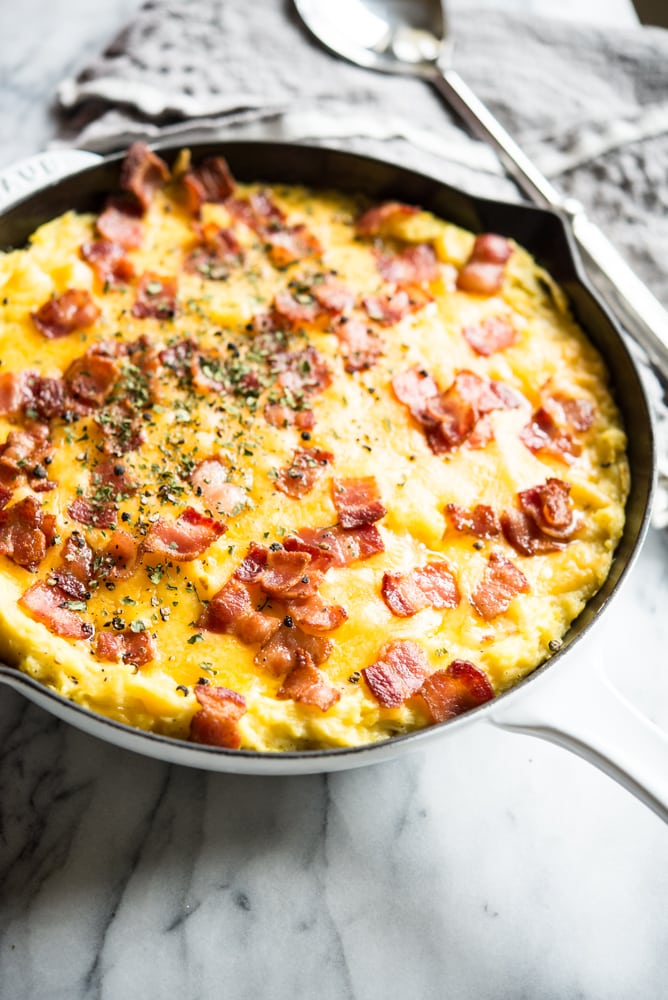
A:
[{"xmin": 1, "ymin": 2, "xmax": 668, "ymax": 999}]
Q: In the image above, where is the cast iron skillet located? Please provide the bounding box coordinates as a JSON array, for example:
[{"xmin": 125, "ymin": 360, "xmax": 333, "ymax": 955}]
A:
[{"xmin": 0, "ymin": 142, "xmax": 663, "ymax": 818}]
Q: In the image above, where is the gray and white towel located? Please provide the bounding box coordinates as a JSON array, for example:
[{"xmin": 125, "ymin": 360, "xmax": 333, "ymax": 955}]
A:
[{"xmin": 55, "ymin": 0, "xmax": 668, "ymax": 523}]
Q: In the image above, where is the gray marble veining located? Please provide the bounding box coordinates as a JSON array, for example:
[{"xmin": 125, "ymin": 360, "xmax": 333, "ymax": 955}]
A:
[{"xmin": 0, "ymin": 2, "xmax": 667, "ymax": 998}]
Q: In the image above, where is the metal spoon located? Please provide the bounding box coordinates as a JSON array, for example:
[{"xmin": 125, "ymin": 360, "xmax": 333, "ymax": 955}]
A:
[{"xmin": 294, "ymin": 0, "xmax": 668, "ymax": 376}]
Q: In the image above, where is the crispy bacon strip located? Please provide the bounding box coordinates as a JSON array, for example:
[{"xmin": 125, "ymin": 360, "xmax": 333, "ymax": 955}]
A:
[
  {"xmin": 144, "ymin": 506, "xmax": 226, "ymax": 561},
  {"xmin": 190, "ymin": 684, "xmax": 246, "ymax": 749},
  {"xmin": 183, "ymin": 156, "xmax": 236, "ymax": 215},
  {"xmin": 0, "ymin": 495, "xmax": 57, "ymax": 571},
  {"xmin": 355, "ymin": 201, "xmax": 419, "ymax": 237},
  {"xmin": 81, "ymin": 240, "xmax": 135, "ymax": 287},
  {"xmin": 502, "ymin": 479, "xmax": 576, "ymax": 556},
  {"xmin": 284, "ymin": 523, "xmax": 385, "ymax": 570},
  {"xmin": 184, "ymin": 227, "xmax": 243, "ymax": 279},
  {"xmin": 198, "ymin": 577, "xmax": 279, "ymax": 645},
  {"xmin": 332, "ymin": 477, "xmax": 386, "ymax": 529},
  {"xmin": 64, "ymin": 351, "xmax": 119, "ymax": 407},
  {"xmin": 0, "ymin": 371, "xmax": 31, "ymax": 417},
  {"xmin": 445, "ymin": 503, "xmax": 501, "ymax": 539},
  {"xmin": 419, "ymin": 660, "xmax": 494, "ymax": 723},
  {"xmin": 381, "ymin": 562, "xmax": 460, "ymax": 617},
  {"xmin": 520, "ymin": 395, "xmax": 595, "ymax": 463},
  {"xmin": 363, "ymin": 285, "xmax": 433, "ymax": 326},
  {"xmin": 264, "ymin": 225, "xmax": 322, "ymax": 268},
  {"xmin": 191, "ymin": 457, "xmax": 247, "ymax": 515},
  {"xmin": 68, "ymin": 497, "xmax": 117, "ymax": 530},
  {"xmin": 457, "ymin": 233, "xmax": 513, "ymax": 295},
  {"xmin": 234, "ymin": 541, "xmax": 269, "ymax": 582},
  {"xmin": 96, "ymin": 196, "xmax": 144, "ymax": 249},
  {"xmin": 463, "ymin": 315, "xmax": 517, "ymax": 356},
  {"xmin": 95, "ymin": 629, "xmax": 156, "ymax": 666},
  {"xmin": 374, "ymin": 244, "xmax": 439, "ymax": 285},
  {"xmin": 259, "ymin": 549, "xmax": 322, "ymax": 601},
  {"xmin": 363, "ymin": 639, "xmax": 430, "ymax": 708},
  {"xmin": 275, "ymin": 448, "xmax": 334, "ymax": 499},
  {"xmin": 120, "ymin": 142, "xmax": 170, "ymax": 210},
  {"xmin": 471, "ymin": 550, "xmax": 530, "ymax": 620},
  {"xmin": 283, "ymin": 594, "xmax": 348, "ymax": 634},
  {"xmin": 31, "ymin": 289, "xmax": 100, "ymax": 339},
  {"xmin": 333, "ymin": 316, "xmax": 383, "ymax": 372},
  {"xmin": 0, "ymin": 425, "xmax": 55, "ymax": 492},
  {"xmin": 19, "ymin": 582, "xmax": 93, "ymax": 640},
  {"xmin": 132, "ymin": 273, "xmax": 178, "ymax": 320},
  {"xmin": 277, "ymin": 649, "xmax": 341, "ymax": 711},
  {"xmin": 255, "ymin": 624, "xmax": 332, "ymax": 676}
]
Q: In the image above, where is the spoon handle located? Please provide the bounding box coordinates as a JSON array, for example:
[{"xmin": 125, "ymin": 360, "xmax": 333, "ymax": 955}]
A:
[{"xmin": 434, "ymin": 67, "xmax": 668, "ymax": 373}]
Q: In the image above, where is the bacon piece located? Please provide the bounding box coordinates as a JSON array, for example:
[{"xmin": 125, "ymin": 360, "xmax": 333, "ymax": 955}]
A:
[
  {"xmin": 471, "ymin": 550, "xmax": 530, "ymax": 620},
  {"xmin": 462, "ymin": 315, "xmax": 517, "ymax": 356},
  {"xmin": 0, "ymin": 486, "xmax": 11, "ymax": 510},
  {"xmin": 190, "ymin": 684, "xmax": 246, "ymax": 749},
  {"xmin": 91, "ymin": 458, "xmax": 138, "ymax": 498},
  {"xmin": 392, "ymin": 367, "xmax": 440, "ymax": 419},
  {"xmin": 419, "ymin": 660, "xmax": 494, "ymax": 723},
  {"xmin": 19, "ymin": 582, "xmax": 92, "ymax": 640},
  {"xmin": 68, "ymin": 498, "xmax": 117, "ymax": 530},
  {"xmin": 184, "ymin": 227, "xmax": 243, "ymax": 279},
  {"xmin": 259, "ymin": 549, "xmax": 321, "ymax": 601},
  {"xmin": 284, "ymin": 523, "xmax": 384, "ymax": 570},
  {"xmin": 263, "ymin": 403, "xmax": 315, "ymax": 431},
  {"xmin": 132, "ymin": 273, "xmax": 178, "ymax": 320},
  {"xmin": 333, "ymin": 316, "xmax": 383, "ymax": 372},
  {"xmin": 81, "ymin": 240, "xmax": 135, "ymax": 287},
  {"xmin": 375, "ymin": 244, "xmax": 439, "ymax": 285},
  {"xmin": 191, "ymin": 457, "xmax": 247, "ymax": 515},
  {"xmin": 198, "ymin": 577, "xmax": 279, "ymax": 645},
  {"xmin": 234, "ymin": 542, "xmax": 269, "ymax": 582},
  {"xmin": 363, "ymin": 285, "xmax": 433, "ymax": 326},
  {"xmin": 445, "ymin": 503, "xmax": 501, "ymax": 539},
  {"xmin": 95, "ymin": 400, "xmax": 145, "ymax": 457},
  {"xmin": 60, "ymin": 531, "xmax": 94, "ymax": 582},
  {"xmin": 283, "ymin": 594, "xmax": 348, "ymax": 633},
  {"xmin": 355, "ymin": 201, "xmax": 419, "ymax": 237},
  {"xmin": 255, "ymin": 624, "xmax": 332, "ymax": 676},
  {"xmin": 120, "ymin": 142, "xmax": 170, "ymax": 210},
  {"xmin": 275, "ymin": 448, "xmax": 334, "ymax": 499},
  {"xmin": 64, "ymin": 351, "xmax": 119, "ymax": 407},
  {"xmin": 227, "ymin": 190, "xmax": 285, "ymax": 232},
  {"xmin": 502, "ymin": 479, "xmax": 576, "ymax": 556},
  {"xmin": 332, "ymin": 477, "xmax": 386, "ymax": 529},
  {"xmin": 182, "ymin": 156, "xmax": 236, "ymax": 215},
  {"xmin": 457, "ymin": 233, "xmax": 512, "ymax": 295},
  {"xmin": 0, "ymin": 495, "xmax": 56, "ymax": 571},
  {"xmin": 0, "ymin": 425, "xmax": 54, "ymax": 491},
  {"xmin": 381, "ymin": 562, "xmax": 460, "ymax": 617},
  {"xmin": 520, "ymin": 394, "xmax": 595, "ymax": 463},
  {"xmin": 96, "ymin": 196, "xmax": 144, "ymax": 249},
  {"xmin": 271, "ymin": 346, "xmax": 332, "ymax": 400},
  {"xmin": 363, "ymin": 639, "xmax": 430, "ymax": 708},
  {"xmin": 31, "ymin": 289, "xmax": 100, "ymax": 339},
  {"xmin": 144, "ymin": 506, "xmax": 225, "ymax": 561},
  {"xmin": 26, "ymin": 375, "xmax": 70, "ymax": 421},
  {"xmin": 95, "ymin": 628, "xmax": 156, "ymax": 666},
  {"xmin": 264, "ymin": 225, "xmax": 322, "ymax": 268},
  {"xmin": 277, "ymin": 648, "xmax": 340, "ymax": 711},
  {"xmin": 102, "ymin": 529, "xmax": 139, "ymax": 579},
  {"xmin": 0, "ymin": 371, "xmax": 31, "ymax": 417}
]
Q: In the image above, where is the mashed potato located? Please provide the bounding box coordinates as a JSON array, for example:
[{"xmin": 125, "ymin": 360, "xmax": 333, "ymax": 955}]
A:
[{"xmin": 0, "ymin": 145, "xmax": 628, "ymax": 751}]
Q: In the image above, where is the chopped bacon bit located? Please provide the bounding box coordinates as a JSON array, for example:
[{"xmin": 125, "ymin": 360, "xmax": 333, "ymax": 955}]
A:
[
  {"xmin": 363, "ymin": 639, "xmax": 430, "ymax": 708},
  {"xmin": 355, "ymin": 201, "xmax": 420, "ymax": 237},
  {"xmin": 275, "ymin": 447, "xmax": 334, "ymax": 499},
  {"xmin": 95, "ymin": 629, "xmax": 156, "ymax": 666},
  {"xmin": 0, "ymin": 495, "xmax": 56, "ymax": 571},
  {"xmin": 471, "ymin": 550, "xmax": 530, "ymax": 620},
  {"xmin": 264, "ymin": 225, "xmax": 322, "ymax": 268},
  {"xmin": 457, "ymin": 233, "xmax": 513, "ymax": 295},
  {"xmin": 273, "ymin": 345, "xmax": 332, "ymax": 399},
  {"xmin": 60, "ymin": 531, "xmax": 94, "ymax": 582},
  {"xmin": 191, "ymin": 457, "xmax": 247, "ymax": 515},
  {"xmin": 0, "ymin": 370, "xmax": 31, "ymax": 417},
  {"xmin": 27, "ymin": 375, "xmax": 70, "ymax": 421},
  {"xmin": 312, "ymin": 276, "xmax": 355, "ymax": 315},
  {"xmin": 375, "ymin": 244, "xmax": 439, "ymax": 285},
  {"xmin": 144, "ymin": 506, "xmax": 225, "ymax": 561},
  {"xmin": 557, "ymin": 395, "xmax": 596, "ymax": 432},
  {"xmin": 463, "ymin": 315, "xmax": 518, "ymax": 356},
  {"xmin": 182, "ymin": 156, "xmax": 236, "ymax": 215},
  {"xmin": 333, "ymin": 316, "xmax": 383, "ymax": 372},
  {"xmin": 256, "ymin": 625, "xmax": 332, "ymax": 676},
  {"xmin": 381, "ymin": 562, "xmax": 460, "ymax": 617},
  {"xmin": 502, "ymin": 478, "xmax": 576, "ymax": 556},
  {"xmin": 64, "ymin": 351, "xmax": 119, "ymax": 407},
  {"xmin": 332, "ymin": 476, "xmax": 386, "ymax": 529},
  {"xmin": 419, "ymin": 660, "xmax": 494, "ymax": 723},
  {"xmin": 190, "ymin": 684, "xmax": 246, "ymax": 749},
  {"xmin": 284, "ymin": 594, "xmax": 348, "ymax": 633},
  {"xmin": 91, "ymin": 458, "xmax": 138, "ymax": 498},
  {"xmin": 68, "ymin": 498, "xmax": 117, "ymax": 530},
  {"xmin": 198, "ymin": 577, "xmax": 279, "ymax": 645},
  {"xmin": 277, "ymin": 649, "xmax": 341, "ymax": 711},
  {"xmin": 273, "ymin": 287, "xmax": 326, "ymax": 328},
  {"xmin": 284, "ymin": 523, "xmax": 384, "ymax": 570},
  {"xmin": 184, "ymin": 227, "xmax": 243, "ymax": 279},
  {"xmin": 96, "ymin": 196, "xmax": 144, "ymax": 249},
  {"xmin": 132, "ymin": 272, "xmax": 178, "ymax": 320},
  {"xmin": 31, "ymin": 289, "xmax": 100, "ymax": 339},
  {"xmin": 363, "ymin": 285, "xmax": 433, "ymax": 326},
  {"xmin": 19, "ymin": 582, "xmax": 92, "ymax": 640},
  {"xmin": 96, "ymin": 400, "xmax": 145, "ymax": 457},
  {"xmin": 259, "ymin": 549, "xmax": 321, "ymax": 601},
  {"xmin": 264, "ymin": 402, "xmax": 314, "ymax": 430},
  {"xmin": 0, "ymin": 486, "xmax": 11, "ymax": 510},
  {"xmin": 392, "ymin": 367, "xmax": 440, "ymax": 418},
  {"xmin": 102, "ymin": 529, "xmax": 139, "ymax": 579},
  {"xmin": 81, "ymin": 240, "xmax": 135, "ymax": 287},
  {"xmin": 445, "ymin": 503, "xmax": 501, "ymax": 539},
  {"xmin": 227, "ymin": 190, "xmax": 286, "ymax": 232},
  {"xmin": 0, "ymin": 425, "xmax": 54, "ymax": 491},
  {"xmin": 120, "ymin": 142, "xmax": 170, "ymax": 211},
  {"xmin": 234, "ymin": 541, "xmax": 269, "ymax": 582}
]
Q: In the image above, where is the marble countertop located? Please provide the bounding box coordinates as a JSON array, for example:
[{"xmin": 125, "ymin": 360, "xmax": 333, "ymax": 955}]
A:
[{"xmin": 1, "ymin": 2, "xmax": 667, "ymax": 998}]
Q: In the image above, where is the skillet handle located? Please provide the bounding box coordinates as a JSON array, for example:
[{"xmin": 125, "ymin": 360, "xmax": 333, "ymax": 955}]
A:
[
  {"xmin": 0, "ymin": 149, "xmax": 103, "ymax": 213},
  {"xmin": 488, "ymin": 653, "xmax": 668, "ymax": 823}
]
